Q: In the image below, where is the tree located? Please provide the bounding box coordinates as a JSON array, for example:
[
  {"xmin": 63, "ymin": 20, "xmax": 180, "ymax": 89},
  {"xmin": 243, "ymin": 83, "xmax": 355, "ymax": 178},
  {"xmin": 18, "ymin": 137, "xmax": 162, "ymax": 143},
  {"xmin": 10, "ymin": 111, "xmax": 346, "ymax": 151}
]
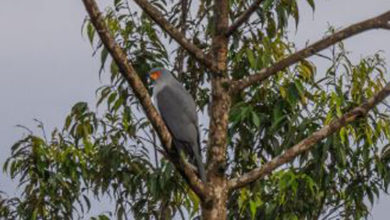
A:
[{"xmin": 2, "ymin": 0, "xmax": 390, "ymax": 219}]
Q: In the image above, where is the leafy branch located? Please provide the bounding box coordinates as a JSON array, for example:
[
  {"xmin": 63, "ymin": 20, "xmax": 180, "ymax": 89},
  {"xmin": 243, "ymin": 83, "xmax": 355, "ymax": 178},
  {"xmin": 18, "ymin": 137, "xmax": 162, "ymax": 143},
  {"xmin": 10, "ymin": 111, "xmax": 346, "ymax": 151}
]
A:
[
  {"xmin": 228, "ymin": 82, "xmax": 390, "ymax": 190},
  {"xmin": 231, "ymin": 10, "xmax": 390, "ymax": 92},
  {"xmin": 133, "ymin": 0, "xmax": 219, "ymax": 73},
  {"xmin": 225, "ymin": 0, "xmax": 265, "ymax": 36}
]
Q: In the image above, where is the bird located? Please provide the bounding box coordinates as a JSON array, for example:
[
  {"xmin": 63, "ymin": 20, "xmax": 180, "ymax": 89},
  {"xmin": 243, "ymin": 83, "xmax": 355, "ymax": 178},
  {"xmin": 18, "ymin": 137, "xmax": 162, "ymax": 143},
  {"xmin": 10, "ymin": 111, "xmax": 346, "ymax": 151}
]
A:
[{"xmin": 148, "ymin": 67, "xmax": 206, "ymax": 182}]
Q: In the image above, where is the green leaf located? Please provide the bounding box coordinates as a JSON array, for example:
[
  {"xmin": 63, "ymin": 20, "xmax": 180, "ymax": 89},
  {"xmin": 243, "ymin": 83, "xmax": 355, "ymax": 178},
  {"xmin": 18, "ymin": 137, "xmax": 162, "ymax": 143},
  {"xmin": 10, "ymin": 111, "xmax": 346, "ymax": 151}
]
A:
[
  {"xmin": 31, "ymin": 208, "xmax": 38, "ymax": 220},
  {"xmin": 249, "ymin": 200, "xmax": 257, "ymax": 220},
  {"xmin": 306, "ymin": 0, "xmax": 315, "ymax": 10},
  {"xmin": 87, "ymin": 22, "xmax": 95, "ymax": 45},
  {"xmin": 263, "ymin": 0, "xmax": 275, "ymax": 10},
  {"xmin": 251, "ymin": 111, "xmax": 261, "ymax": 128},
  {"xmin": 100, "ymin": 47, "xmax": 109, "ymax": 72},
  {"xmin": 246, "ymin": 48, "xmax": 256, "ymax": 69}
]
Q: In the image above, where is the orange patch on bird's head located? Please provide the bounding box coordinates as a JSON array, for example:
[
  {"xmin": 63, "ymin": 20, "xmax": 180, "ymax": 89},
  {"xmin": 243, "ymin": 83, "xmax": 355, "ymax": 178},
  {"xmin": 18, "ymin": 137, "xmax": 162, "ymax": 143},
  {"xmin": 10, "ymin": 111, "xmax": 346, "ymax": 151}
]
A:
[{"xmin": 150, "ymin": 71, "xmax": 162, "ymax": 81}]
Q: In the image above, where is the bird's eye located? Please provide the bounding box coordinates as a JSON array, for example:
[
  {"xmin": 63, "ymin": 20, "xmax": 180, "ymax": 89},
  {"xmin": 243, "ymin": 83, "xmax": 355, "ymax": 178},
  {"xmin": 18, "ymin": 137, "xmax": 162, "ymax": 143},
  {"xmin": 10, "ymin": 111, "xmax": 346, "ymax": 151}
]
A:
[{"xmin": 150, "ymin": 71, "xmax": 161, "ymax": 80}]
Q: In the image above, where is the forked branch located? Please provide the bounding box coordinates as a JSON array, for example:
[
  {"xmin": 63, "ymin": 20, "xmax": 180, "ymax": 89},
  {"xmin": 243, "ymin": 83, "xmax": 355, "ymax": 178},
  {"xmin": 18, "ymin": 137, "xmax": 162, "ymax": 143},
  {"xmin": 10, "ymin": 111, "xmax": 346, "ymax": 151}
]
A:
[
  {"xmin": 226, "ymin": 0, "xmax": 264, "ymax": 36},
  {"xmin": 133, "ymin": 0, "xmax": 219, "ymax": 73},
  {"xmin": 228, "ymin": 82, "xmax": 390, "ymax": 190},
  {"xmin": 231, "ymin": 10, "xmax": 390, "ymax": 92},
  {"xmin": 81, "ymin": 0, "xmax": 208, "ymax": 200}
]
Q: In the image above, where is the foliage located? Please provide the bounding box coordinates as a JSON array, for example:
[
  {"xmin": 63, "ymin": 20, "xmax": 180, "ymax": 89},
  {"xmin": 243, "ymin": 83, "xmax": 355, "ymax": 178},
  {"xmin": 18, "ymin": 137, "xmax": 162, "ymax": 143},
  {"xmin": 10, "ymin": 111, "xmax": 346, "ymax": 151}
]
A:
[{"xmin": 1, "ymin": 0, "xmax": 390, "ymax": 219}]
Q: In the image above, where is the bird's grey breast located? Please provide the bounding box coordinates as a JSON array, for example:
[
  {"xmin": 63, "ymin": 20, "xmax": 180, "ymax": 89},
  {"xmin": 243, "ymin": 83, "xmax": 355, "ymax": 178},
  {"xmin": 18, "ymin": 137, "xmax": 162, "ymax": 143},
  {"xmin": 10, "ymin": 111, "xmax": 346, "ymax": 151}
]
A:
[{"xmin": 155, "ymin": 82, "xmax": 198, "ymax": 143}]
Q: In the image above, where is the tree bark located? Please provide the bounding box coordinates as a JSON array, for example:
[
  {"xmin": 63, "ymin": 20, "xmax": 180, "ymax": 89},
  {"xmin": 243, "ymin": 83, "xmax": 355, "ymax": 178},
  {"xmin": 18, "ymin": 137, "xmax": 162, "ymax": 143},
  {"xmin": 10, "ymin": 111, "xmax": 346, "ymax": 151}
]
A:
[{"xmin": 202, "ymin": 0, "xmax": 230, "ymax": 218}]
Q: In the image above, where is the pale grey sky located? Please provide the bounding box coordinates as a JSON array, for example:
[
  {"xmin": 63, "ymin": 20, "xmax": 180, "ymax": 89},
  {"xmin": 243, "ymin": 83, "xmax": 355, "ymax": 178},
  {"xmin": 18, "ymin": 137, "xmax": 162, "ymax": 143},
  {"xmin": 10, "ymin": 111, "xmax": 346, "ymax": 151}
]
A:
[{"xmin": 0, "ymin": 0, "xmax": 389, "ymax": 219}]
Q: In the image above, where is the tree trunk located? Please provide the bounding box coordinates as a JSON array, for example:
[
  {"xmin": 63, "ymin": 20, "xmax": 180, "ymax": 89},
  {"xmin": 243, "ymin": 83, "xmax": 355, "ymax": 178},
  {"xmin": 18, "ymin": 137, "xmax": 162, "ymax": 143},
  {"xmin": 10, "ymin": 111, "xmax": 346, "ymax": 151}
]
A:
[
  {"xmin": 201, "ymin": 178, "xmax": 228, "ymax": 220},
  {"xmin": 203, "ymin": 0, "xmax": 230, "ymax": 218}
]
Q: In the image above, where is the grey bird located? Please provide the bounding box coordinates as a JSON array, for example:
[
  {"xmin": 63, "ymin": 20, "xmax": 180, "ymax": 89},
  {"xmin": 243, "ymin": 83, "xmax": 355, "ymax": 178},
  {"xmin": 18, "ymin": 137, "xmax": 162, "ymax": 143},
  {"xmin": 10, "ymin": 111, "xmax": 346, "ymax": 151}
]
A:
[{"xmin": 148, "ymin": 67, "xmax": 206, "ymax": 182}]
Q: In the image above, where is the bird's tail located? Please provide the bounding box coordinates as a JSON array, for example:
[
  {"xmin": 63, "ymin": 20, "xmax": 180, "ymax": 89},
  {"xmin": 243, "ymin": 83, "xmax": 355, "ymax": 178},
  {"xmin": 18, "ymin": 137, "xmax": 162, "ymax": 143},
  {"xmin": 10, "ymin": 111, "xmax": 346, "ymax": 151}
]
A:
[
  {"xmin": 193, "ymin": 144, "xmax": 206, "ymax": 182},
  {"xmin": 173, "ymin": 139, "xmax": 206, "ymax": 182}
]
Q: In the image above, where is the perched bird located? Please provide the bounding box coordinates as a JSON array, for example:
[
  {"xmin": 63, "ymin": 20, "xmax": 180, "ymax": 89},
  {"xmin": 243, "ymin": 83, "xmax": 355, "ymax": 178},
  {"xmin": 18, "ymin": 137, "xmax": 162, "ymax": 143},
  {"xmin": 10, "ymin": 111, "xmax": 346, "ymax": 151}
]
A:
[{"xmin": 148, "ymin": 67, "xmax": 206, "ymax": 182}]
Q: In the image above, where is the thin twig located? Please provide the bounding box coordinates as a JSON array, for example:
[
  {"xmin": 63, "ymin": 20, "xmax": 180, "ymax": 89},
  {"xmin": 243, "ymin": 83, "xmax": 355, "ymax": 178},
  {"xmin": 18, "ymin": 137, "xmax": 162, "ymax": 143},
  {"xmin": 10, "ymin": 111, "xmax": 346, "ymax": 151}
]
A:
[{"xmin": 226, "ymin": 0, "xmax": 265, "ymax": 36}]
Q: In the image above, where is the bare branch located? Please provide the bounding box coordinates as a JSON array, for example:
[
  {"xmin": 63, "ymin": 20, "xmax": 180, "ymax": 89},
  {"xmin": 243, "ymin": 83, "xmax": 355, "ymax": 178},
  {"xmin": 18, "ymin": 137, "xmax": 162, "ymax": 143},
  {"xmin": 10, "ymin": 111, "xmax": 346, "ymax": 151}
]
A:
[
  {"xmin": 81, "ymin": 0, "xmax": 208, "ymax": 200},
  {"xmin": 381, "ymin": 21, "xmax": 390, "ymax": 29},
  {"xmin": 228, "ymin": 82, "xmax": 390, "ymax": 190},
  {"xmin": 226, "ymin": 0, "xmax": 264, "ymax": 36},
  {"xmin": 133, "ymin": 0, "xmax": 219, "ymax": 73},
  {"xmin": 231, "ymin": 10, "xmax": 390, "ymax": 92}
]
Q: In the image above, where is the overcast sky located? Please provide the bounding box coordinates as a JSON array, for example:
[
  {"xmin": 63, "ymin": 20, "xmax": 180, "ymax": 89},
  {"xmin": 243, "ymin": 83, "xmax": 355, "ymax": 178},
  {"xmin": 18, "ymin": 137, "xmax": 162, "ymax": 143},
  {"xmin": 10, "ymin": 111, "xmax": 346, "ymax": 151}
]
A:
[{"xmin": 0, "ymin": 0, "xmax": 389, "ymax": 219}]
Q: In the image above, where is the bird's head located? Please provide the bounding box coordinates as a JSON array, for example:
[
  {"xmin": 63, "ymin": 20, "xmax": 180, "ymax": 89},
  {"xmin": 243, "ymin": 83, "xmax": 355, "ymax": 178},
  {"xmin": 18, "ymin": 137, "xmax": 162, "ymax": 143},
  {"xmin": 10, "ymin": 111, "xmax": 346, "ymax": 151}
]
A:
[{"xmin": 147, "ymin": 67, "xmax": 170, "ymax": 83}]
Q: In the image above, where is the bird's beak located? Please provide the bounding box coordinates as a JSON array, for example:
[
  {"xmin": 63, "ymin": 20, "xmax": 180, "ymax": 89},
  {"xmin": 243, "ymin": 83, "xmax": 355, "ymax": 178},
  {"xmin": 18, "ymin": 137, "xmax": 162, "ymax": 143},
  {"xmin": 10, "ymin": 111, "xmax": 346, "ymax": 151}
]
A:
[
  {"xmin": 147, "ymin": 77, "xmax": 154, "ymax": 86},
  {"xmin": 147, "ymin": 75, "xmax": 156, "ymax": 88}
]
